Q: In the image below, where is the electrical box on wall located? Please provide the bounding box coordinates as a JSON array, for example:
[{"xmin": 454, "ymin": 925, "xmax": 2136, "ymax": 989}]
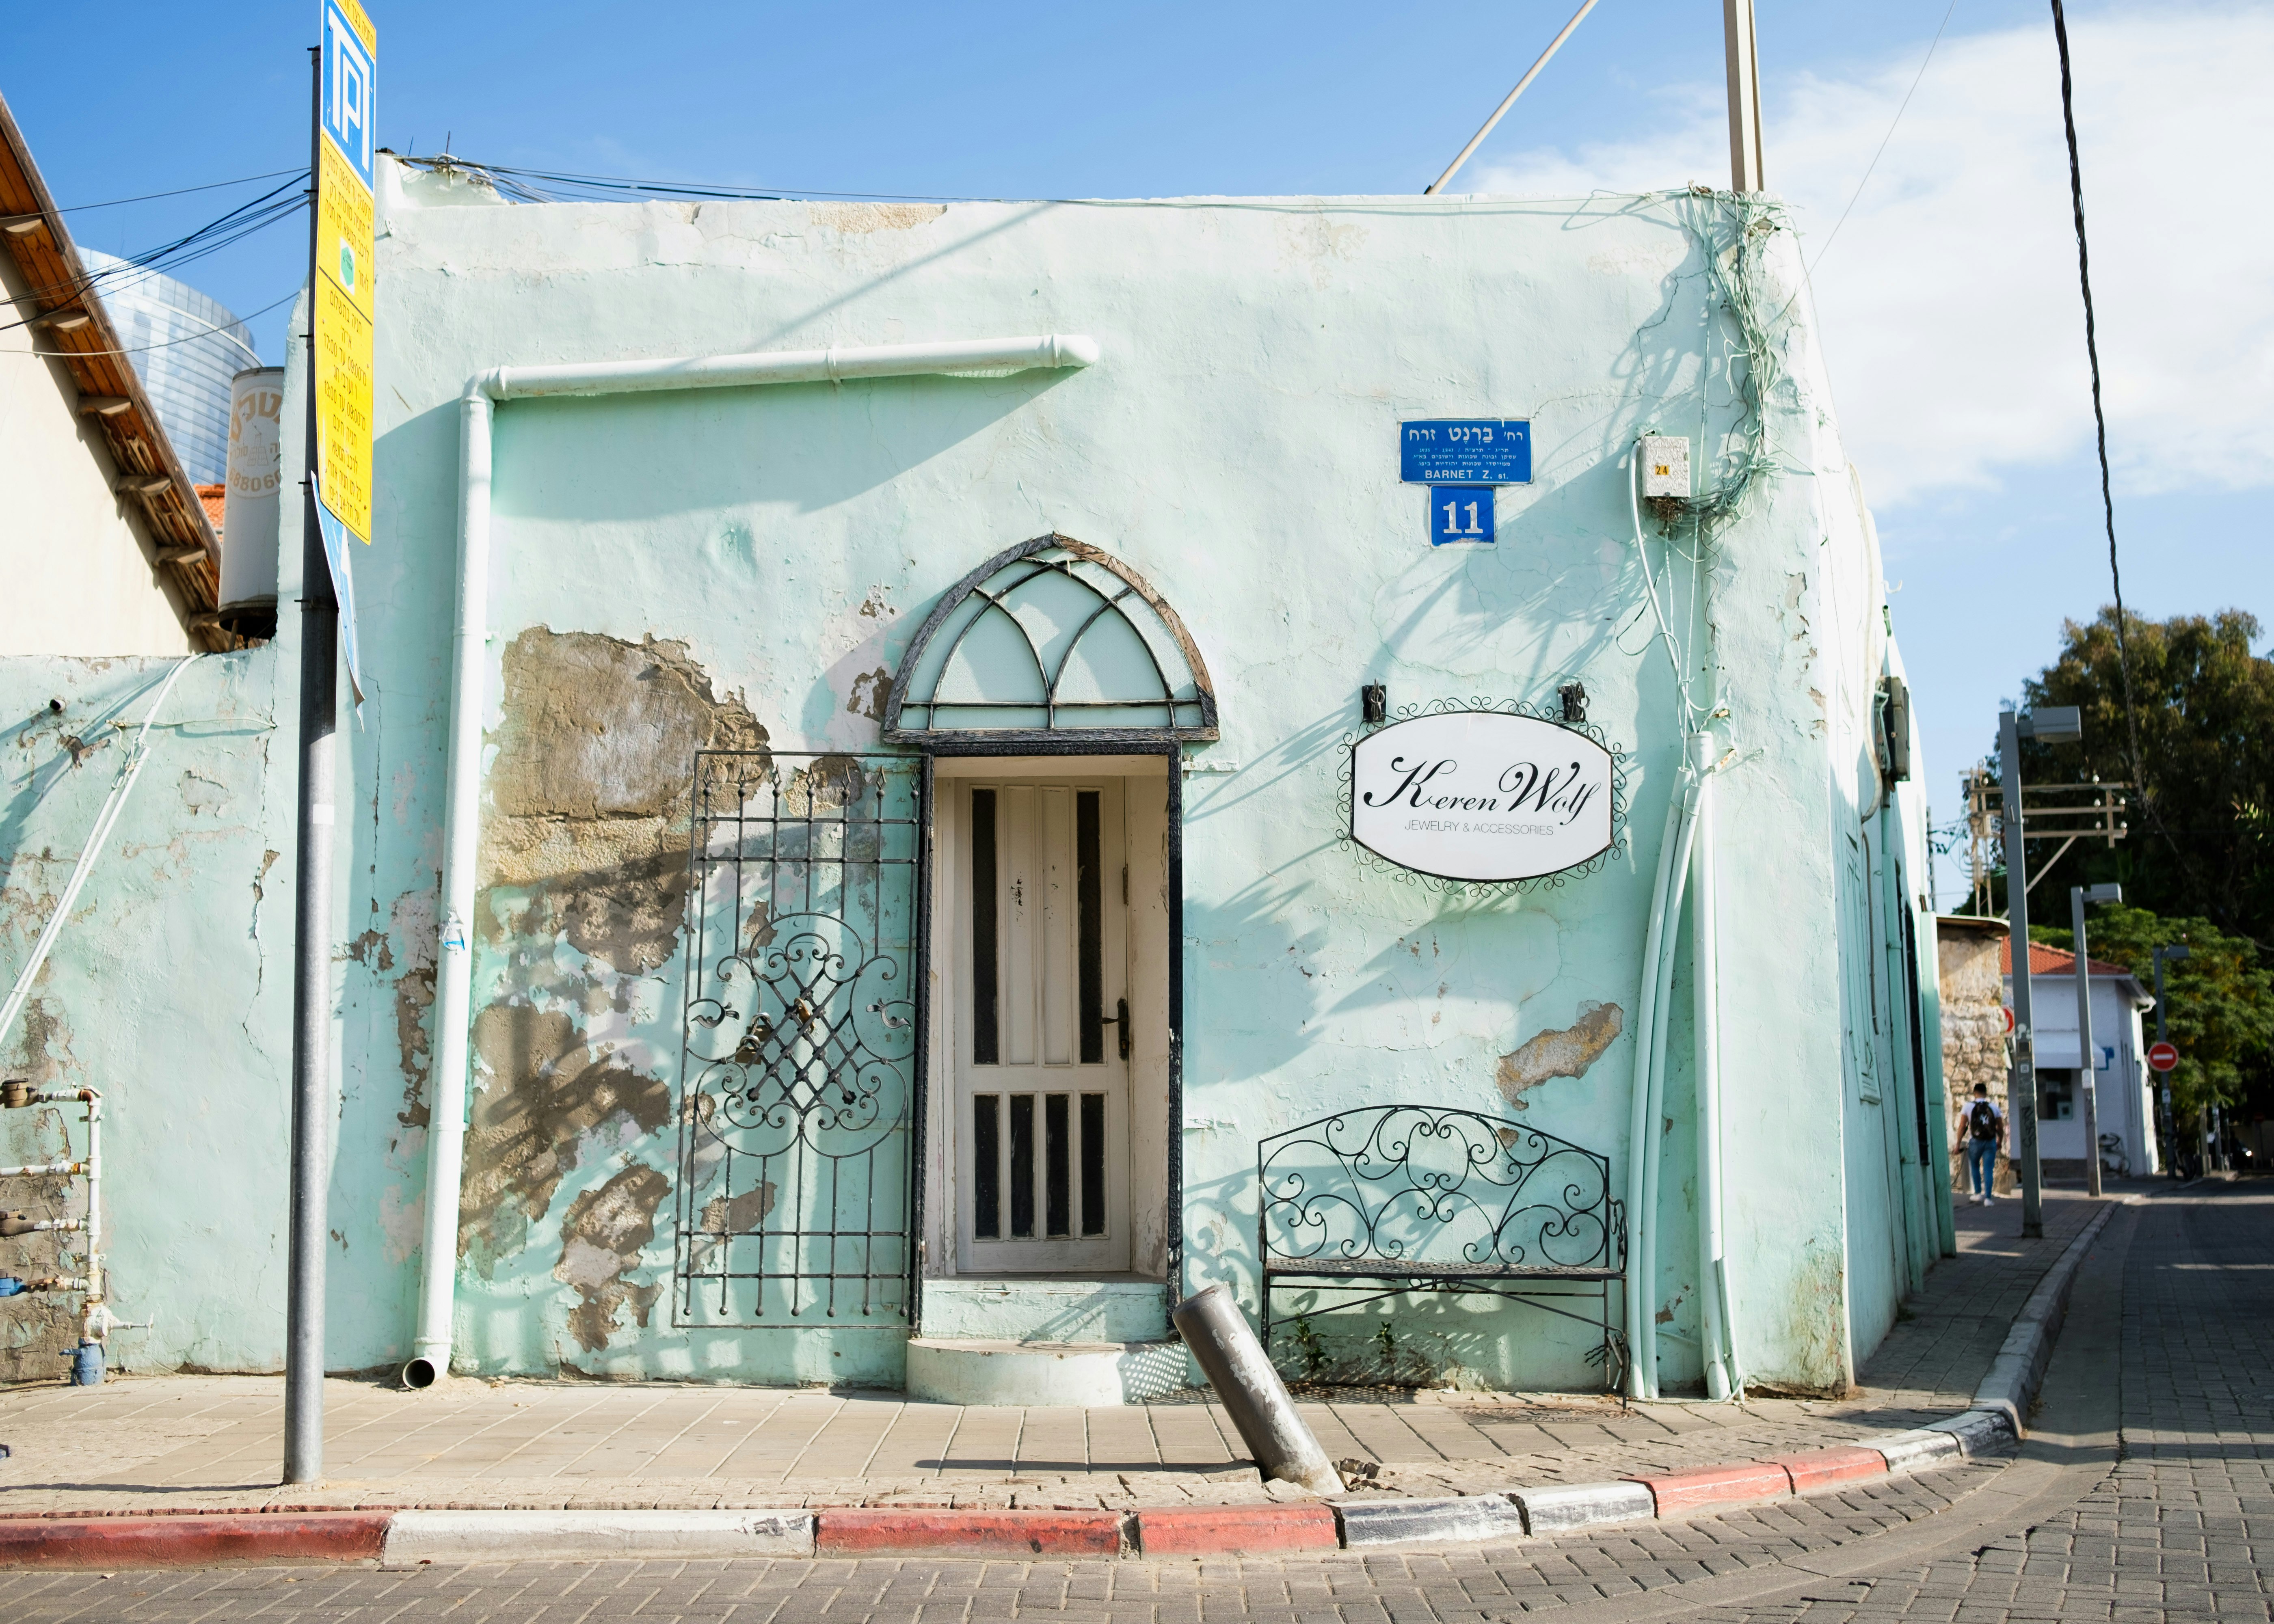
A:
[{"xmin": 1640, "ymin": 435, "xmax": 1690, "ymax": 498}]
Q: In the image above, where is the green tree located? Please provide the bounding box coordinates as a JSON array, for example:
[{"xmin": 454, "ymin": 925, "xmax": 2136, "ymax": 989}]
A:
[
  {"xmin": 2012, "ymin": 609, "xmax": 2274, "ymax": 944},
  {"xmin": 2031, "ymin": 905, "xmax": 2273, "ymax": 1139}
]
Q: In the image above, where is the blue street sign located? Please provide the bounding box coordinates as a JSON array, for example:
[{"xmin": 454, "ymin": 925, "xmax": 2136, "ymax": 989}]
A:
[
  {"xmin": 1429, "ymin": 486, "xmax": 1495, "ymax": 546},
  {"xmin": 1401, "ymin": 418, "xmax": 1531, "ymax": 484}
]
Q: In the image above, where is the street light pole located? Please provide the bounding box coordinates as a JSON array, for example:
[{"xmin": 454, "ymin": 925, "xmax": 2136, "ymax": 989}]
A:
[
  {"xmin": 2071, "ymin": 883, "xmax": 2122, "ymax": 1198},
  {"xmin": 1993, "ymin": 704, "xmax": 2084, "ymax": 1237},
  {"xmin": 1998, "ymin": 709, "xmax": 2044, "ymax": 1239},
  {"xmin": 2153, "ymin": 943, "xmax": 2188, "ymax": 1176}
]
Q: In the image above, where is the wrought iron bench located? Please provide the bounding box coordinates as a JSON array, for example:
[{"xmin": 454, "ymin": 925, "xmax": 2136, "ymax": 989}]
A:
[{"xmin": 1257, "ymin": 1105, "xmax": 1627, "ymax": 1390}]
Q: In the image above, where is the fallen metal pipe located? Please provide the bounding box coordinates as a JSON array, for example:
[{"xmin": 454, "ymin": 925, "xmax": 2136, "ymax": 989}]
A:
[{"xmin": 1171, "ymin": 1283, "xmax": 1344, "ymax": 1496}]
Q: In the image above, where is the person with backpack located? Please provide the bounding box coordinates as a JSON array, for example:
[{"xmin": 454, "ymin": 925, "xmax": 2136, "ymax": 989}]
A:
[{"xmin": 1963, "ymin": 1082, "xmax": 2005, "ymax": 1205}]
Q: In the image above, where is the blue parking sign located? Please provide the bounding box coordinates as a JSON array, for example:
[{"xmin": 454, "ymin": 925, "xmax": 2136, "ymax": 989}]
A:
[
  {"xmin": 321, "ymin": 1, "xmax": 378, "ymax": 189},
  {"xmin": 1429, "ymin": 486, "xmax": 1495, "ymax": 546}
]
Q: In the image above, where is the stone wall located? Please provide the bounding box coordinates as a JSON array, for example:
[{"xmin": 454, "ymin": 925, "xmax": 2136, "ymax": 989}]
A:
[{"xmin": 1937, "ymin": 921, "xmax": 2015, "ymax": 1193}]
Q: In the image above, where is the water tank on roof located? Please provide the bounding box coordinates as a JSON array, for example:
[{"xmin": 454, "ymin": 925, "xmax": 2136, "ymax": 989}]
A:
[
  {"xmin": 219, "ymin": 367, "xmax": 285, "ymax": 639},
  {"xmin": 80, "ymin": 249, "xmax": 258, "ymax": 486}
]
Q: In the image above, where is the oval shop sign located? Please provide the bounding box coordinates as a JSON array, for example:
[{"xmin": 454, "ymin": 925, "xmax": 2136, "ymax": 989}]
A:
[{"xmin": 1351, "ymin": 711, "xmax": 1615, "ymax": 883}]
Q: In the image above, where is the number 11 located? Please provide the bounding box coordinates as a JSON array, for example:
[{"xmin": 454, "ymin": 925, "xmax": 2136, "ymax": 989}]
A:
[{"xmin": 1441, "ymin": 498, "xmax": 1483, "ymax": 535}]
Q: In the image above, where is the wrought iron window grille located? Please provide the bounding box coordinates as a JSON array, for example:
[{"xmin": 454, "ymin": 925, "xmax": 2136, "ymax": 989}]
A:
[
  {"xmin": 674, "ymin": 750, "xmax": 922, "ymax": 1327},
  {"xmin": 883, "ymin": 533, "xmax": 1218, "ymax": 745},
  {"xmin": 1336, "ymin": 695, "xmax": 1630, "ymax": 898}
]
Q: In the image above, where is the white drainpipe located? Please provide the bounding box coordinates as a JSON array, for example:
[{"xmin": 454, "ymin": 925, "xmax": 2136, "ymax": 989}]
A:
[
  {"xmin": 1622, "ymin": 756, "xmax": 1697, "ymax": 1399},
  {"xmin": 1690, "ymin": 730, "xmax": 1734, "ymax": 1399},
  {"xmin": 402, "ymin": 334, "xmax": 1101, "ymax": 1388}
]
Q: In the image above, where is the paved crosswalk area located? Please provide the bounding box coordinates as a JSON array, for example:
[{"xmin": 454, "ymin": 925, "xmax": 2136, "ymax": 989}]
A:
[{"xmin": 2, "ymin": 1183, "xmax": 2264, "ymax": 1623}]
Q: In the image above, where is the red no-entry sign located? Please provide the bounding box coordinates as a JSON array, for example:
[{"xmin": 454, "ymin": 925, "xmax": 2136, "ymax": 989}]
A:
[{"xmin": 2148, "ymin": 1041, "xmax": 2179, "ymax": 1073}]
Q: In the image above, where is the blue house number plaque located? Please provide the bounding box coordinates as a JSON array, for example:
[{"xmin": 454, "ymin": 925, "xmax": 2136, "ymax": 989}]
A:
[
  {"xmin": 1401, "ymin": 419, "xmax": 1531, "ymax": 485},
  {"xmin": 1429, "ymin": 486, "xmax": 1495, "ymax": 546}
]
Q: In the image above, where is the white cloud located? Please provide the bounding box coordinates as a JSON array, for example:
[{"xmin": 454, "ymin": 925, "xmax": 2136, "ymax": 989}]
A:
[{"xmin": 1470, "ymin": 6, "xmax": 2274, "ymax": 506}]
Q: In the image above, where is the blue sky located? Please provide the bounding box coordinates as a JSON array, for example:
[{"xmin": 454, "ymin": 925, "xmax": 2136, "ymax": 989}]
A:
[{"xmin": 7, "ymin": 1, "xmax": 2266, "ymax": 908}]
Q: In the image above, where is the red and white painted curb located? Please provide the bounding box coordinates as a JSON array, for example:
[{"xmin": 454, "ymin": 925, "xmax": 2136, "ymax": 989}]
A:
[
  {"xmin": 0, "ymin": 1421, "xmax": 2002, "ymax": 1569},
  {"xmin": 0, "ymin": 1207, "xmax": 2112, "ymax": 1570}
]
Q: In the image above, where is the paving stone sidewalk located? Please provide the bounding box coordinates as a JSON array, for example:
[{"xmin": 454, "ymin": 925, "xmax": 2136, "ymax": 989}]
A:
[
  {"xmin": 3, "ymin": 1182, "xmax": 2259, "ymax": 1624},
  {"xmin": 0, "ymin": 1191, "xmax": 2102, "ymax": 1518}
]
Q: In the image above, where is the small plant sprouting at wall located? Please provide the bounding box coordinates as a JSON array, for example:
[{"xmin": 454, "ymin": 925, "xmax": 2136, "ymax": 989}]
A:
[{"xmin": 1291, "ymin": 1315, "xmax": 1327, "ymax": 1382}]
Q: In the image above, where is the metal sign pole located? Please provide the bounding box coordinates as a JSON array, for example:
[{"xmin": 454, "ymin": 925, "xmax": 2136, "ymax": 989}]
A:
[
  {"xmin": 284, "ymin": 41, "xmax": 339, "ymax": 1486},
  {"xmin": 2153, "ymin": 944, "xmax": 2187, "ymax": 1174},
  {"xmin": 2073, "ymin": 888, "xmax": 2100, "ymax": 1199},
  {"xmin": 1998, "ymin": 710, "xmax": 2043, "ymax": 1239}
]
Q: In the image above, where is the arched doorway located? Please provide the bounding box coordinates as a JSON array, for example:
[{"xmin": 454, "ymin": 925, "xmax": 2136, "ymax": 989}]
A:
[{"xmin": 890, "ymin": 535, "xmax": 1214, "ymax": 1367}]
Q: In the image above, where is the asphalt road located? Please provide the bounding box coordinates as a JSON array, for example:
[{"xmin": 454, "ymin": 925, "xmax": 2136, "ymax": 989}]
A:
[{"xmin": 3, "ymin": 1183, "xmax": 2266, "ymax": 1624}]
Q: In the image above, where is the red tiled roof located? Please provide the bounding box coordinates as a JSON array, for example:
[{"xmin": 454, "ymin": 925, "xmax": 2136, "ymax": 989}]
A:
[
  {"xmin": 195, "ymin": 483, "xmax": 225, "ymax": 531},
  {"xmin": 2000, "ymin": 939, "xmax": 2132, "ymax": 979}
]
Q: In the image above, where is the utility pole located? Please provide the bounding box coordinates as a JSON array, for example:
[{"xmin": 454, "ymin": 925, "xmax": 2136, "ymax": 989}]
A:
[
  {"xmin": 2071, "ymin": 883, "xmax": 2121, "ymax": 1197},
  {"xmin": 1723, "ymin": 0, "xmax": 1766, "ymax": 193},
  {"xmin": 285, "ymin": 42, "xmax": 340, "ymax": 1486},
  {"xmin": 2153, "ymin": 943, "xmax": 2188, "ymax": 1175}
]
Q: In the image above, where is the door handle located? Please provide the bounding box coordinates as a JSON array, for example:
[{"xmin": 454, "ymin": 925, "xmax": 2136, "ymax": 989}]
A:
[{"xmin": 1097, "ymin": 997, "xmax": 1131, "ymax": 1061}]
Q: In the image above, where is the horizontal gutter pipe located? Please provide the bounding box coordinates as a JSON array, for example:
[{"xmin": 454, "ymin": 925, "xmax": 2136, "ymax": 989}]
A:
[
  {"xmin": 476, "ymin": 334, "xmax": 1100, "ymax": 401},
  {"xmin": 405, "ymin": 334, "xmax": 1101, "ymax": 1390}
]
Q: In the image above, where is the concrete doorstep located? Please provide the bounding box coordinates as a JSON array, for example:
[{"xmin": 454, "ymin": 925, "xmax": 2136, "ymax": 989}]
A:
[{"xmin": 0, "ymin": 1203, "xmax": 2114, "ymax": 1571}]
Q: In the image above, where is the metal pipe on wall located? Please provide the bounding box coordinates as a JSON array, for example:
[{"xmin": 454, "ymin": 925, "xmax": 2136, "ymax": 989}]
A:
[
  {"xmin": 1690, "ymin": 731, "xmax": 1735, "ymax": 1399},
  {"xmin": 402, "ymin": 334, "xmax": 1102, "ymax": 1389},
  {"xmin": 1628, "ymin": 762, "xmax": 1702, "ymax": 1398},
  {"xmin": 1622, "ymin": 772, "xmax": 1689, "ymax": 1397}
]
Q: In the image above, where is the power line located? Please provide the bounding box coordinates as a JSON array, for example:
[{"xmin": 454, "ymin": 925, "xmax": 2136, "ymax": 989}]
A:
[
  {"xmin": 2048, "ymin": 2, "xmax": 2149, "ymax": 811},
  {"xmin": 0, "ymin": 176, "xmax": 308, "ymax": 335},
  {"xmin": 1808, "ymin": 0, "xmax": 1961, "ymax": 272},
  {"xmin": 52, "ymin": 168, "xmax": 307, "ymax": 215},
  {"xmin": 9, "ymin": 287, "xmax": 296, "ymax": 361}
]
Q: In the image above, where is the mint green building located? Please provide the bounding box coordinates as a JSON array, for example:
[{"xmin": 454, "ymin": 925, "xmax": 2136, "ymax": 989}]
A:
[{"xmin": 0, "ymin": 162, "xmax": 1952, "ymax": 1400}]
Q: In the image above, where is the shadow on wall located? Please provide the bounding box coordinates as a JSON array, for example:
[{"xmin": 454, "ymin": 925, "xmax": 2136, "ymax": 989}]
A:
[
  {"xmin": 457, "ymin": 627, "xmax": 767, "ymax": 1364},
  {"xmin": 1183, "ymin": 1155, "xmax": 1611, "ymax": 1395},
  {"xmin": 493, "ymin": 369, "xmax": 1084, "ymax": 525}
]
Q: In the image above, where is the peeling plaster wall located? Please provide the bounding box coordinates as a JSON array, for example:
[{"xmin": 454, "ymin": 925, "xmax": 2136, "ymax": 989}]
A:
[
  {"xmin": 0, "ymin": 174, "xmax": 1928, "ymax": 1391},
  {"xmin": 332, "ymin": 175, "xmax": 1924, "ymax": 1393},
  {"xmin": 0, "ymin": 654, "xmax": 294, "ymax": 1379}
]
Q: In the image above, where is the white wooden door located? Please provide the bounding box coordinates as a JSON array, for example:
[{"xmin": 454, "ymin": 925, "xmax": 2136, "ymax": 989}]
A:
[{"xmin": 955, "ymin": 780, "xmax": 1130, "ymax": 1272}]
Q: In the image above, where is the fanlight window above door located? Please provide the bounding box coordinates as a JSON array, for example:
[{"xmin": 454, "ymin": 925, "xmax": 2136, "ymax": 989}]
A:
[{"xmin": 884, "ymin": 533, "xmax": 1218, "ymax": 745}]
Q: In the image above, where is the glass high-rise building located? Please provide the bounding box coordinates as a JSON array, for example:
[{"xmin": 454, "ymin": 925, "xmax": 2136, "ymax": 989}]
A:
[{"xmin": 80, "ymin": 249, "xmax": 259, "ymax": 487}]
